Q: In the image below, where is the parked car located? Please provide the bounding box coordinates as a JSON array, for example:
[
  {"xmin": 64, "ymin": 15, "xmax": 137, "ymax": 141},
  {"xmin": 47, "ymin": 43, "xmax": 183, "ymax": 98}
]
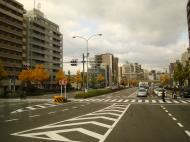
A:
[
  {"xmin": 137, "ymin": 88, "xmax": 147, "ymax": 97},
  {"xmin": 180, "ymin": 88, "xmax": 190, "ymax": 98}
]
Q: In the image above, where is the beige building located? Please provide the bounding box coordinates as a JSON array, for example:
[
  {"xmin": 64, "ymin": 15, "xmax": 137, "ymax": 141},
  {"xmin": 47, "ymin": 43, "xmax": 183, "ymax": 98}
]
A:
[
  {"xmin": 122, "ymin": 62, "xmax": 144, "ymax": 81},
  {"xmin": 0, "ymin": 0, "xmax": 26, "ymax": 77}
]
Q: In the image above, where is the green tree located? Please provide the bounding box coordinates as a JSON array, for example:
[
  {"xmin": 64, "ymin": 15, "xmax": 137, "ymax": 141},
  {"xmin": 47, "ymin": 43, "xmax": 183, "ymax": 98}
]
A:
[{"xmin": 173, "ymin": 62, "xmax": 186, "ymax": 86}]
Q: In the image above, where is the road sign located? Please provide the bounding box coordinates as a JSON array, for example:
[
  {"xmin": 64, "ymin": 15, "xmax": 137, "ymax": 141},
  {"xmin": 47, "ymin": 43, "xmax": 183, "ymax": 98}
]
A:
[{"xmin": 59, "ymin": 80, "xmax": 67, "ymax": 86}]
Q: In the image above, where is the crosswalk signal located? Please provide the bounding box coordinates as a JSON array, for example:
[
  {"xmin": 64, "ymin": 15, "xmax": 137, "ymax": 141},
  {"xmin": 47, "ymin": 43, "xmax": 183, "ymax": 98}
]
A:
[{"xmin": 71, "ymin": 59, "xmax": 77, "ymax": 66}]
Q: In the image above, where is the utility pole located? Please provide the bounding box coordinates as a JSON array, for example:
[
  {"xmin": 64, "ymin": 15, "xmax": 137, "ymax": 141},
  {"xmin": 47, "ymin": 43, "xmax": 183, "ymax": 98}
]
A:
[{"xmin": 82, "ymin": 53, "xmax": 85, "ymax": 90}]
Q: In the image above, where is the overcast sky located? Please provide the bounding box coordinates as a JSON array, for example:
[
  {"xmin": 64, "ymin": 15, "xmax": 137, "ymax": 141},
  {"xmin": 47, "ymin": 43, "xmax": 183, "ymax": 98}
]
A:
[{"xmin": 18, "ymin": 0, "xmax": 189, "ymax": 73}]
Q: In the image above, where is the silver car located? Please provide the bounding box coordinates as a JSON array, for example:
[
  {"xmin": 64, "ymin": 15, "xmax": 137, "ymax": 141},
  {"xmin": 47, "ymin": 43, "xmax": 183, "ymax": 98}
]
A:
[{"xmin": 137, "ymin": 88, "xmax": 147, "ymax": 97}]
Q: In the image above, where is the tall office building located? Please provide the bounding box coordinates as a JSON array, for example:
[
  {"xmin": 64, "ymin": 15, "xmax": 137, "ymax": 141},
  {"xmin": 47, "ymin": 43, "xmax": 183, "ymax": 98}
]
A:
[
  {"xmin": 24, "ymin": 9, "xmax": 63, "ymax": 82},
  {"xmin": 0, "ymin": 0, "xmax": 25, "ymax": 77},
  {"xmin": 94, "ymin": 53, "xmax": 119, "ymax": 86}
]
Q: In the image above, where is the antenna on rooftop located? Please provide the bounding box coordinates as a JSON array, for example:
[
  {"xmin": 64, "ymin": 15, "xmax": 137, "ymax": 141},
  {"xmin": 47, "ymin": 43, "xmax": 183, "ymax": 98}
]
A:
[{"xmin": 37, "ymin": 2, "xmax": 41, "ymax": 10}]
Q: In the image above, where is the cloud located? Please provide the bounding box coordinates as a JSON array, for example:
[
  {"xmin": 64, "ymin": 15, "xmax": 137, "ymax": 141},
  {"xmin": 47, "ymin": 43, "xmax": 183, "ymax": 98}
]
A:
[{"xmin": 17, "ymin": 0, "xmax": 189, "ymax": 73}]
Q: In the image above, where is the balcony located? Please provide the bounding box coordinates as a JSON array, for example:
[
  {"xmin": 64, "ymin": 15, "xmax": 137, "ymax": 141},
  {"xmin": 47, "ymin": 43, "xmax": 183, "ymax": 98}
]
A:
[
  {"xmin": 0, "ymin": 25, "xmax": 23, "ymax": 37},
  {"xmin": 0, "ymin": 17, "xmax": 23, "ymax": 29},
  {"xmin": 0, "ymin": 34, "xmax": 22, "ymax": 44},
  {"xmin": 0, "ymin": 52, "xmax": 22, "ymax": 60},
  {"xmin": 0, "ymin": 8, "xmax": 23, "ymax": 22},
  {"xmin": 0, "ymin": 43, "xmax": 22, "ymax": 52}
]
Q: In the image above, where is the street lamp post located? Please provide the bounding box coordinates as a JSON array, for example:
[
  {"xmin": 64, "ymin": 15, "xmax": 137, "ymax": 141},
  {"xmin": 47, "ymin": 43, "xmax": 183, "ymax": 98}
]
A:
[{"xmin": 73, "ymin": 34, "xmax": 102, "ymax": 92}]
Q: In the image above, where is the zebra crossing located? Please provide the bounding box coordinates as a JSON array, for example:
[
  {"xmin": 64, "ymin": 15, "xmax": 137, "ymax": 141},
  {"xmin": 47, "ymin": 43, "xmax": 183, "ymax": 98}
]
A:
[
  {"xmin": 12, "ymin": 103, "xmax": 130, "ymax": 142},
  {"xmin": 74, "ymin": 98, "xmax": 190, "ymax": 104}
]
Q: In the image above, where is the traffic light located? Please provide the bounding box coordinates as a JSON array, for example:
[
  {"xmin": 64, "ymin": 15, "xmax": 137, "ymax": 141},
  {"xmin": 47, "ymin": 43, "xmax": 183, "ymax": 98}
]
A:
[
  {"xmin": 22, "ymin": 64, "xmax": 29, "ymax": 70},
  {"xmin": 71, "ymin": 59, "xmax": 77, "ymax": 66}
]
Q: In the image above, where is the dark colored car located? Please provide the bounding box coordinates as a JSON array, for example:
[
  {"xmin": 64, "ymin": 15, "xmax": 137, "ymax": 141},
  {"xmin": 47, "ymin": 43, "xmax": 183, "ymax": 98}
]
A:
[{"xmin": 181, "ymin": 88, "xmax": 190, "ymax": 98}]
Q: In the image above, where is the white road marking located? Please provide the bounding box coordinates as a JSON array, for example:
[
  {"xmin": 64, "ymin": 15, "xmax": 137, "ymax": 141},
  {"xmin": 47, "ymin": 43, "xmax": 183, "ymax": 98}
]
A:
[
  {"xmin": 172, "ymin": 117, "xmax": 177, "ymax": 121},
  {"xmin": 138, "ymin": 100, "xmax": 142, "ymax": 103},
  {"xmin": 29, "ymin": 115, "xmax": 40, "ymax": 118},
  {"xmin": 168, "ymin": 113, "xmax": 172, "ymax": 116},
  {"xmin": 185, "ymin": 130, "xmax": 190, "ymax": 137},
  {"xmin": 124, "ymin": 99, "xmax": 129, "ymax": 102},
  {"xmin": 72, "ymin": 107, "xmax": 78, "ymax": 109},
  {"xmin": 48, "ymin": 111, "xmax": 56, "ymax": 114},
  {"xmin": 131, "ymin": 99, "xmax": 136, "ymax": 103},
  {"xmin": 110, "ymin": 99, "xmax": 117, "ymax": 102},
  {"xmin": 104, "ymin": 99, "xmax": 111, "ymax": 102},
  {"xmin": 145, "ymin": 100, "xmax": 149, "ymax": 103},
  {"xmin": 152, "ymin": 100, "xmax": 156, "ymax": 103},
  {"xmin": 99, "ymin": 104, "xmax": 131, "ymax": 142},
  {"xmin": 86, "ymin": 112, "xmax": 120, "ymax": 117},
  {"xmin": 177, "ymin": 123, "xmax": 184, "ymax": 127},
  {"xmin": 166, "ymin": 100, "xmax": 172, "ymax": 103},
  {"xmin": 117, "ymin": 99, "xmax": 123, "ymax": 102},
  {"xmin": 26, "ymin": 107, "xmax": 37, "ymax": 110},
  {"xmin": 12, "ymin": 104, "xmax": 130, "ymax": 142},
  {"xmin": 35, "ymin": 105, "xmax": 46, "ymax": 108},
  {"xmin": 5, "ymin": 119, "xmax": 18, "ymax": 122},
  {"xmin": 165, "ymin": 110, "xmax": 168, "ymax": 113},
  {"xmin": 180, "ymin": 100, "xmax": 188, "ymax": 104},
  {"xmin": 158, "ymin": 100, "xmax": 164, "ymax": 103},
  {"xmin": 173, "ymin": 100, "xmax": 180, "ymax": 104}
]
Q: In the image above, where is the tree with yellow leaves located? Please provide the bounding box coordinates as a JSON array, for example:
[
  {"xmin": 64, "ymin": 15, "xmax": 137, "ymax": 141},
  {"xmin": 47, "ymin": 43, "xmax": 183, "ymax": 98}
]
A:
[
  {"xmin": 74, "ymin": 70, "xmax": 82, "ymax": 89},
  {"xmin": 97, "ymin": 74, "xmax": 105, "ymax": 87},
  {"xmin": 32, "ymin": 64, "xmax": 49, "ymax": 87},
  {"xmin": 55, "ymin": 69, "xmax": 66, "ymax": 81},
  {"xmin": 160, "ymin": 74, "xmax": 170, "ymax": 86}
]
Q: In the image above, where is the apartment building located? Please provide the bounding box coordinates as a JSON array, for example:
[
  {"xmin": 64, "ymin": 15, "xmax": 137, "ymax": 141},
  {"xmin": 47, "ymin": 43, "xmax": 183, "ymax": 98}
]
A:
[
  {"xmin": 24, "ymin": 9, "xmax": 63, "ymax": 81},
  {"xmin": 0, "ymin": 0, "xmax": 25, "ymax": 77}
]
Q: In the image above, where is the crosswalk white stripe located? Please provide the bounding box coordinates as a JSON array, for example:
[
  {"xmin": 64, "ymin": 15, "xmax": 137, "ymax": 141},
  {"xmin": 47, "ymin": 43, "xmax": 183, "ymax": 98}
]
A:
[
  {"xmin": 145, "ymin": 100, "xmax": 149, "ymax": 103},
  {"xmin": 173, "ymin": 100, "xmax": 180, "ymax": 103},
  {"xmin": 166, "ymin": 100, "xmax": 172, "ymax": 103},
  {"xmin": 187, "ymin": 100, "xmax": 190, "ymax": 103},
  {"xmin": 180, "ymin": 100, "xmax": 188, "ymax": 104},
  {"xmin": 131, "ymin": 99, "xmax": 136, "ymax": 103},
  {"xmin": 110, "ymin": 99, "xmax": 117, "ymax": 102},
  {"xmin": 138, "ymin": 100, "xmax": 142, "ymax": 103},
  {"xmin": 117, "ymin": 99, "xmax": 123, "ymax": 102},
  {"xmin": 158, "ymin": 100, "xmax": 164, "ymax": 103},
  {"xmin": 124, "ymin": 99, "xmax": 129, "ymax": 102},
  {"xmin": 104, "ymin": 99, "xmax": 111, "ymax": 102},
  {"xmin": 152, "ymin": 100, "xmax": 156, "ymax": 103}
]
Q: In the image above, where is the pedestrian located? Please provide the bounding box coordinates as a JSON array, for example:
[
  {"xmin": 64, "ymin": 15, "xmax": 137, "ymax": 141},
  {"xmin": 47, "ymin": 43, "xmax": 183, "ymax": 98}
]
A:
[
  {"xmin": 172, "ymin": 87, "xmax": 177, "ymax": 99},
  {"xmin": 162, "ymin": 89, "xmax": 166, "ymax": 102}
]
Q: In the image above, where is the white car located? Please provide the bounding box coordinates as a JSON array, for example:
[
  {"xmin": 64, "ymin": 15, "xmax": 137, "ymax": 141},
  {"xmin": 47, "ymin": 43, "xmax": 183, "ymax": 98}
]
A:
[
  {"xmin": 137, "ymin": 88, "xmax": 147, "ymax": 97},
  {"xmin": 154, "ymin": 88, "xmax": 167, "ymax": 97}
]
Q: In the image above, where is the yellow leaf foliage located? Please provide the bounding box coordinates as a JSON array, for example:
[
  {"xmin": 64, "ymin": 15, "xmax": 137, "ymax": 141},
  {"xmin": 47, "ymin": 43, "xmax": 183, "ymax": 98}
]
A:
[
  {"xmin": 32, "ymin": 64, "xmax": 49, "ymax": 82},
  {"xmin": 55, "ymin": 69, "xmax": 65, "ymax": 81},
  {"xmin": 75, "ymin": 70, "xmax": 82, "ymax": 83},
  {"xmin": 97, "ymin": 74, "xmax": 104, "ymax": 82}
]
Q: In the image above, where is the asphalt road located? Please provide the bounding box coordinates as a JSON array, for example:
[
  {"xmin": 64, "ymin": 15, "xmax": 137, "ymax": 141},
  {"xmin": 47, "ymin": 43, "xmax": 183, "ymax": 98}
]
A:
[{"xmin": 0, "ymin": 88, "xmax": 190, "ymax": 142}]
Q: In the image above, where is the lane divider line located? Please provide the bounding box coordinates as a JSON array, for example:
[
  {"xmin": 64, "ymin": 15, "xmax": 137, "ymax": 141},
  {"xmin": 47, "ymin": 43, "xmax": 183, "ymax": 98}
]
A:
[
  {"xmin": 29, "ymin": 115, "xmax": 40, "ymax": 118},
  {"xmin": 5, "ymin": 119, "xmax": 18, "ymax": 122},
  {"xmin": 48, "ymin": 111, "xmax": 56, "ymax": 114},
  {"xmin": 172, "ymin": 117, "xmax": 177, "ymax": 121}
]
